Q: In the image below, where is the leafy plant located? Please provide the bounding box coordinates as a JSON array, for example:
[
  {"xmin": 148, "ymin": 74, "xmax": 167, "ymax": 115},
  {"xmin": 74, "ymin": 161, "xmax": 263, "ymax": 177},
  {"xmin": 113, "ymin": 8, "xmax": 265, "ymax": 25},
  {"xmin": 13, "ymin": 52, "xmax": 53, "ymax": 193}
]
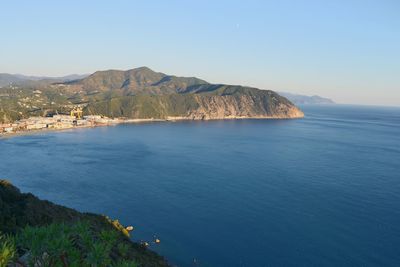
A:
[
  {"xmin": 0, "ymin": 232, "xmax": 16, "ymax": 267},
  {"xmin": 117, "ymin": 243, "xmax": 130, "ymax": 258},
  {"xmin": 85, "ymin": 242, "xmax": 112, "ymax": 266},
  {"xmin": 13, "ymin": 222, "xmax": 139, "ymax": 267}
]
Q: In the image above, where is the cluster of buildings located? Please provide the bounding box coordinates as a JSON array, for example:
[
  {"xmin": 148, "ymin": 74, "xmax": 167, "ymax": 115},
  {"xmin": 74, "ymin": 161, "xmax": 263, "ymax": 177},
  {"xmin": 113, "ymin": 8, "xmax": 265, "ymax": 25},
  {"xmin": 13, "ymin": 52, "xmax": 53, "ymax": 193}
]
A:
[{"xmin": 0, "ymin": 114, "xmax": 121, "ymax": 134}]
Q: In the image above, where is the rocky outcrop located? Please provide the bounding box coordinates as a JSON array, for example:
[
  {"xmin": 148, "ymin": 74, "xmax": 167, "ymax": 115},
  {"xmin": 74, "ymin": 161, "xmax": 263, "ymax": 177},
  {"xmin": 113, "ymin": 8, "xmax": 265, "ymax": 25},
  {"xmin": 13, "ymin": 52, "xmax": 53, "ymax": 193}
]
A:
[{"xmin": 186, "ymin": 94, "xmax": 304, "ymax": 120}]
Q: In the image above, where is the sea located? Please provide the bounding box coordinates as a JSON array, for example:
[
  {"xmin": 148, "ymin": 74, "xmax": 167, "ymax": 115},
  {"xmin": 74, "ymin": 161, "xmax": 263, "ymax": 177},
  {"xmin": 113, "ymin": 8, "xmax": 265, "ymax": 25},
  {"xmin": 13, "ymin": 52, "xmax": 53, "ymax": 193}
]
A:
[{"xmin": 1, "ymin": 105, "xmax": 399, "ymax": 267}]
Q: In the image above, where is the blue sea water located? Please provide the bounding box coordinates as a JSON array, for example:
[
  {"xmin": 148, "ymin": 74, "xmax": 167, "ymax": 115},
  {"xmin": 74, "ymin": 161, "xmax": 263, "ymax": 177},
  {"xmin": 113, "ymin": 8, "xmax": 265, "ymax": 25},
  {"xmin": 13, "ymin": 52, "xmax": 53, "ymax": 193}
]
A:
[{"xmin": 1, "ymin": 105, "xmax": 400, "ymax": 267}]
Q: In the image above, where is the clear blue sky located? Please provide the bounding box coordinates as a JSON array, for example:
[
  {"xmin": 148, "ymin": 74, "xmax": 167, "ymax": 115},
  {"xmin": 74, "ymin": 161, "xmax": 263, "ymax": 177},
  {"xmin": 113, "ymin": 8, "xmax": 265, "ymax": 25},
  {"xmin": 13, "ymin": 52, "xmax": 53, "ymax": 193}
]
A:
[{"xmin": 1, "ymin": 0, "xmax": 399, "ymax": 106}]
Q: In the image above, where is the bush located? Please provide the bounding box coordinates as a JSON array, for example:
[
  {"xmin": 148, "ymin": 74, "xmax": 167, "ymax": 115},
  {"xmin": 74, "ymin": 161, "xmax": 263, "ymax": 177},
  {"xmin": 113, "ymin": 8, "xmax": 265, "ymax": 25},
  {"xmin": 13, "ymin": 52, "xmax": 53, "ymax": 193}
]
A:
[
  {"xmin": 12, "ymin": 222, "xmax": 138, "ymax": 267},
  {"xmin": 0, "ymin": 232, "xmax": 16, "ymax": 267}
]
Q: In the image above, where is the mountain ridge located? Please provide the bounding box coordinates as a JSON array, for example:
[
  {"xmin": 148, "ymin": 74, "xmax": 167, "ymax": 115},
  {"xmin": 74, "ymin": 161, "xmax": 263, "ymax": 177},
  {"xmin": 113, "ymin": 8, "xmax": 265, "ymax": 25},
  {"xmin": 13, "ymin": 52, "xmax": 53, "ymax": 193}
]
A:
[
  {"xmin": 0, "ymin": 73, "xmax": 89, "ymax": 87},
  {"xmin": 65, "ymin": 67, "xmax": 209, "ymax": 95},
  {"xmin": 0, "ymin": 67, "xmax": 304, "ymax": 123},
  {"xmin": 279, "ymin": 92, "xmax": 335, "ymax": 105},
  {"xmin": 64, "ymin": 67, "xmax": 304, "ymax": 120}
]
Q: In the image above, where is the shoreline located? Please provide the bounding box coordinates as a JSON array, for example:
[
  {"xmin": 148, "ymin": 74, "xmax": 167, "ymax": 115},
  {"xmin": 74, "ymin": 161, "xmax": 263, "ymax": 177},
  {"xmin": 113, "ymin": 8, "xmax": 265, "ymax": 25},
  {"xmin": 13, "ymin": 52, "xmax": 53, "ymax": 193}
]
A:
[
  {"xmin": 0, "ymin": 118, "xmax": 169, "ymax": 139},
  {"xmin": 1, "ymin": 115, "xmax": 303, "ymax": 139}
]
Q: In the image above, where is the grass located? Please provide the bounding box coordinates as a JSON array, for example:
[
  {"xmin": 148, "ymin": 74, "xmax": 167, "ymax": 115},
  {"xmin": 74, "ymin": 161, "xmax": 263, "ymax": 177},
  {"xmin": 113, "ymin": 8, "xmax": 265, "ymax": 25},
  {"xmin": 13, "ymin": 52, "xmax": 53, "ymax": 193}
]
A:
[
  {"xmin": 0, "ymin": 233, "xmax": 16, "ymax": 267},
  {"xmin": 1, "ymin": 222, "xmax": 139, "ymax": 267}
]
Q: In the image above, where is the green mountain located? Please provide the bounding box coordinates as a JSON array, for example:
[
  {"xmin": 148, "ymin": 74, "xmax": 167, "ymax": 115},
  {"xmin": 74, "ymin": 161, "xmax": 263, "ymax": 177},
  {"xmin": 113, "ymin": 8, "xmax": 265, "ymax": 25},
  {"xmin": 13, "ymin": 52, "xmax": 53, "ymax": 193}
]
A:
[
  {"xmin": 66, "ymin": 67, "xmax": 208, "ymax": 95},
  {"xmin": 0, "ymin": 67, "xmax": 304, "ymax": 123},
  {"xmin": 67, "ymin": 67, "xmax": 304, "ymax": 120},
  {"xmin": 85, "ymin": 84, "xmax": 303, "ymax": 120}
]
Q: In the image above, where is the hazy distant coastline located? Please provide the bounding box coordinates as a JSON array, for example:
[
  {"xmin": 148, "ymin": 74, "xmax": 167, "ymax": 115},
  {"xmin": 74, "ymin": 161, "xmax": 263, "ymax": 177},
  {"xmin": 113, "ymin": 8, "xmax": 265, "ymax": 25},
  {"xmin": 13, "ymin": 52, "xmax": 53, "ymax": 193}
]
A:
[{"xmin": 278, "ymin": 92, "xmax": 335, "ymax": 105}]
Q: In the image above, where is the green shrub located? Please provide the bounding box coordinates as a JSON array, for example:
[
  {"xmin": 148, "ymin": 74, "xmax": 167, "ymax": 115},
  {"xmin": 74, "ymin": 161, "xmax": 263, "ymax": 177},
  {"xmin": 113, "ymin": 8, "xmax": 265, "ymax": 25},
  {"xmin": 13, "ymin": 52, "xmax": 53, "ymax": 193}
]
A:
[
  {"xmin": 117, "ymin": 243, "xmax": 130, "ymax": 258},
  {"xmin": 13, "ymin": 222, "xmax": 138, "ymax": 267},
  {"xmin": 0, "ymin": 232, "xmax": 16, "ymax": 267}
]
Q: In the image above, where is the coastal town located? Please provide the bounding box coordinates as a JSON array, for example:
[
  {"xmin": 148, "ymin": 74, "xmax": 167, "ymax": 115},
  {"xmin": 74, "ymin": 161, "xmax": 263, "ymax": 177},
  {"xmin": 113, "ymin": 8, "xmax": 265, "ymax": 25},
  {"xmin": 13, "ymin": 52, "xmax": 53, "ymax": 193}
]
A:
[{"xmin": 0, "ymin": 107, "xmax": 122, "ymax": 135}]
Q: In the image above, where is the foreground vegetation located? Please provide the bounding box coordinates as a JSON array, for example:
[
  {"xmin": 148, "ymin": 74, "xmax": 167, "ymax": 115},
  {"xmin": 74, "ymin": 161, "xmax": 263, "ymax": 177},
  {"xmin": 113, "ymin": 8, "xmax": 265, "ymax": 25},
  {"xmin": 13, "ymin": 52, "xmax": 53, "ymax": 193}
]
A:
[
  {"xmin": 1, "ymin": 223, "xmax": 138, "ymax": 267},
  {"xmin": 0, "ymin": 180, "xmax": 169, "ymax": 267}
]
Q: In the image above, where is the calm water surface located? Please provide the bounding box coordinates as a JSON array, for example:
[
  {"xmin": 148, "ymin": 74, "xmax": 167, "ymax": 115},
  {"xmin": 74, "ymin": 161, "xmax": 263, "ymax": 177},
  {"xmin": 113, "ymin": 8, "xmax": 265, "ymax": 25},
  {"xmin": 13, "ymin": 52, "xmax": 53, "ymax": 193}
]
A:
[{"xmin": 1, "ymin": 105, "xmax": 400, "ymax": 266}]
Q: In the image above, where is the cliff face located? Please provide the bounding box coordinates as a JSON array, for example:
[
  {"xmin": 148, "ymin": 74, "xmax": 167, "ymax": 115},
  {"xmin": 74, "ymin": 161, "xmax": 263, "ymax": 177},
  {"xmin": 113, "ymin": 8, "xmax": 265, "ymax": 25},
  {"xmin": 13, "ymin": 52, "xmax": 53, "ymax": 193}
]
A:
[
  {"xmin": 187, "ymin": 93, "xmax": 304, "ymax": 120},
  {"xmin": 84, "ymin": 84, "xmax": 304, "ymax": 120}
]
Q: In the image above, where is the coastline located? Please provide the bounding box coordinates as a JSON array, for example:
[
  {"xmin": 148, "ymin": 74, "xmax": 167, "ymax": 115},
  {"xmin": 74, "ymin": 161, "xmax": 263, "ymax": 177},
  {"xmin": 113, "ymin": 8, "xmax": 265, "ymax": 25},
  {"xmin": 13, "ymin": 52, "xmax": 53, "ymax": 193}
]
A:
[
  {"xmin": 0, "ymin": 114, "xmax": 304, "ymax": 139},
  {"xmin": 0, "ymin": 118, "xmax": 163, "ymax": 139}
]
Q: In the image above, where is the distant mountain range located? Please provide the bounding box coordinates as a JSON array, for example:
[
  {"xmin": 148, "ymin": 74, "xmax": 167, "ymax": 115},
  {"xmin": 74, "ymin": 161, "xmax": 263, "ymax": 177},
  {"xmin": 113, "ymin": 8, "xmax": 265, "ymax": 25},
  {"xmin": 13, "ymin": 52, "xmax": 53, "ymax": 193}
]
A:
[
  {"xmin": 0, "ymin": 67, "xmax": 304, "ymax": 123},
  {"xmin": 279, "ymin": 92, "xmax": 335, "ymax": 105},
  {"xmin": 0, "ymin": 73, "xmax": 88, "ymax": 87}
]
